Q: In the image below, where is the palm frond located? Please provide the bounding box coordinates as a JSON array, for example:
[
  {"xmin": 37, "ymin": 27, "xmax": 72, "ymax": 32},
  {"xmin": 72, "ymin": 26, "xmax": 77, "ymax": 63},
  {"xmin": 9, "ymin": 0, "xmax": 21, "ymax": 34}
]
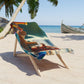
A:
[
  {"xmin": 0, "ymin": 0, "xmax": 5, "ymax": 9},
  {"xmin": 27, "ymin": 0, "xmax": 39, "ymax": 19},
  {"xmin": 0, "ymin": 0, "xmax": 58, "ymax": 19},
  {"xmin": 0, "ymin": 0, "xmax": 22, "ymax": 17},
  {"xmin": 48, "ymin": 0, "xmax": 58, "ymax": 6}
]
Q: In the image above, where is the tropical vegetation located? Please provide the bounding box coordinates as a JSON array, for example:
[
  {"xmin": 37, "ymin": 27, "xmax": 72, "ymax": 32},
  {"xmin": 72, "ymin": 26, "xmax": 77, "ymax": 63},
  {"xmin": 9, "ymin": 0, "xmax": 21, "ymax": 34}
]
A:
[
  {"xmin": 0, "ymin": 0, "xmax": 58, "ymax": 39},
  {"xmin": 0, "ymin": 0, "xmax": 58, "ymax": 19},
  {"xmin": 0, "ymin": 27, "xmax": 3, "ymax": 33}
]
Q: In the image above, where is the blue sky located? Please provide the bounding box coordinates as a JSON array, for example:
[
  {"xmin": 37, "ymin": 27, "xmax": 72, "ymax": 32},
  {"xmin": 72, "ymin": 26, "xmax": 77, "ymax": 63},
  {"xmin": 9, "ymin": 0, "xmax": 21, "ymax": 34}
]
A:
[{"xmin": 0, "ymin": 0, "xmax": 84, "ymax": 25}]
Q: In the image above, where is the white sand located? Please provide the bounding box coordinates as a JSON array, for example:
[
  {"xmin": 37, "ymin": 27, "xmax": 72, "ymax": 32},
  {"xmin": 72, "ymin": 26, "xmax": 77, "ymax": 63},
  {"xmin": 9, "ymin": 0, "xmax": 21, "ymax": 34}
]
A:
[{"xmin": 0, "ymin": 33, "xmax": 84, "ymax": 84}]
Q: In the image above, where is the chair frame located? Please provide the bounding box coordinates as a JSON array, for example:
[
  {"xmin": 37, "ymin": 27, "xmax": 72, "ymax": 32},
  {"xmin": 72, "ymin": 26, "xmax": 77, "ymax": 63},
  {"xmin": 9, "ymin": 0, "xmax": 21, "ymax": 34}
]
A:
[{"xmin": 13, "ymin": 36, "xmax": 69, "ymax": 76}]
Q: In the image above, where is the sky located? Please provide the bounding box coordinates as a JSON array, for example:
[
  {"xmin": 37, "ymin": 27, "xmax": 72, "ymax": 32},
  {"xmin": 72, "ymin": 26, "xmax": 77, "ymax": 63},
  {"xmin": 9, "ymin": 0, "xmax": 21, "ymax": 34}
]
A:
[{"xmin": 0, "ymin": 0, "xmax": 84, "ymax": 25}]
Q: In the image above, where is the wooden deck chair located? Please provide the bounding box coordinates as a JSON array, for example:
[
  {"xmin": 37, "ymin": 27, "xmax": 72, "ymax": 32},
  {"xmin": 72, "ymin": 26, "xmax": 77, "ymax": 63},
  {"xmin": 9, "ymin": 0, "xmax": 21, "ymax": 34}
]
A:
[{"xmin": 10, "ymin": 22, "xmax": 73, "ymax": 76}]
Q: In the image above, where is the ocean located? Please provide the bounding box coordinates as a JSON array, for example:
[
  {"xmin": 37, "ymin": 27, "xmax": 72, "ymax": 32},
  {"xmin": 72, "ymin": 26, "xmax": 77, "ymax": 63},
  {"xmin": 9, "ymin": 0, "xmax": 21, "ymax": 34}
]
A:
[
  {"xmin": 39, "ymin": 25, "xmax": 61, "ymax": 33},
  {"xmin": 39, "ymin": 25, "xmax": 83, "ymax": 33}
]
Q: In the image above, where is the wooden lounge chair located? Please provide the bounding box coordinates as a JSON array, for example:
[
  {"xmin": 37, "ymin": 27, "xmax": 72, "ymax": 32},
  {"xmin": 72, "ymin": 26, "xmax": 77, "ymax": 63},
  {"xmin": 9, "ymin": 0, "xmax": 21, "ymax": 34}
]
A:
[{"xmin": 10, "ymin": 22, "xmax": 73, "ymax": 76}]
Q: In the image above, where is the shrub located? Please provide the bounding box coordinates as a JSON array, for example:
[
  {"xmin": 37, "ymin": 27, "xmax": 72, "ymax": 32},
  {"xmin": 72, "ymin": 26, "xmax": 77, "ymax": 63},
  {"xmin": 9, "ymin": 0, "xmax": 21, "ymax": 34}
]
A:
[{"xmin": 0, "ymin": 27, "xmax": 3, "ymax": 33}]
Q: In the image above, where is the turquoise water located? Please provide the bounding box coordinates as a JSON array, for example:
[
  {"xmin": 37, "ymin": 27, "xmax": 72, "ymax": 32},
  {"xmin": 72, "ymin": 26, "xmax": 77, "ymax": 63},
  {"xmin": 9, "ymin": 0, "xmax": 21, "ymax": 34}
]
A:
[
  {"xmin": 39, "ymin": 25, "xmax": 61, "ymax": 33},
  {"xmin": 39, "ymin": 25, "xmax": 83, "ymax": 33}
]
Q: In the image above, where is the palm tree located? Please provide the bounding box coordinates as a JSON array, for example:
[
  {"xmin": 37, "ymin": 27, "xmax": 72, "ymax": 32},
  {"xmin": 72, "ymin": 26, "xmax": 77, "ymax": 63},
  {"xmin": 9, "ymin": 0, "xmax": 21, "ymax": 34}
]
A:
[
  {"xmin": 0, "ymin": 0, "xmax": 23, "ymax": 16},
  {"xmin": 0, "ymin": 0, "xmax": 58, "ymax": 39}
]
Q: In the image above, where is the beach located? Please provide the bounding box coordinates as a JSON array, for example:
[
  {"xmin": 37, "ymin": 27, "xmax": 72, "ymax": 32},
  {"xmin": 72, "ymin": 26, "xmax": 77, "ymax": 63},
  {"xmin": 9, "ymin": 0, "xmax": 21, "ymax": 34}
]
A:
[{"xmin": 0, "ymin": 33, "xmax": 84, "ymax": 84}]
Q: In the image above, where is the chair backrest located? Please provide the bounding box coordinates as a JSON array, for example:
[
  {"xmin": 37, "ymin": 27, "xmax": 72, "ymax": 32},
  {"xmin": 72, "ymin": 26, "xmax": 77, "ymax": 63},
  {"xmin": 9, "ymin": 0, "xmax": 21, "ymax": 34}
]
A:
[
  {"xmin": 11, "ymin": 22, "xmax": 55, "ymax": 46},
  {"xmin": 11, "ymin": 22, "xmax": 49, "ymax": 59},
  {"xmin": 18, "ymin": 22, "xmax": 47, "ymax": 38}
]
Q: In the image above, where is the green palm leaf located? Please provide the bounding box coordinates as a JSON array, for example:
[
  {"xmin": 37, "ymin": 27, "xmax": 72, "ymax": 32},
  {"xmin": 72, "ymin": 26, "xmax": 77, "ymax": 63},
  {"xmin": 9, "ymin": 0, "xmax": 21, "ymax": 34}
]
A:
[
  {"xmin": 0, "ymin": 0, "xmax": 58, "ymax": 19},
  {"xmin": 27, "ymin": 0, "xmax": 39, "ymax": 19},
  {"xmin": 48, "ymin": 0, "xmax": 58, "ymax": 6},
  {"xmin": 0, "ymin": 0, "xmax": 22, "ymax": 17}
]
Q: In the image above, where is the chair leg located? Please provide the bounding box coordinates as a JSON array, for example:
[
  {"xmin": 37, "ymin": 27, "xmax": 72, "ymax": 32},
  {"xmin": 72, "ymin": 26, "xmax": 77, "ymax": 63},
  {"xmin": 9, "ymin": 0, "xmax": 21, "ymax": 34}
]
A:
[
  {"xmin": 13, "ymin": 37, "xmax": 18, "ymax": 56},
  {"xmin": 55, "ymin": 50, "xmax": 69, "ymax": 69},
  {"xmin": 28, "ymin": 55, "xmax": 41, "ymax": 76},
  {"xmin": 13, "ymin": 37, "xmax": 41, "ymax": 76}
]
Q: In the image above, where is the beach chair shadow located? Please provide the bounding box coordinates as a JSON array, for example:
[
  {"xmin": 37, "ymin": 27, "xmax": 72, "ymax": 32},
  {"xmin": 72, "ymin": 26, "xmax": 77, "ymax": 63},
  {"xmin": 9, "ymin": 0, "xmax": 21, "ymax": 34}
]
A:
[
  {"xmin": 10, "ymin": 22, "xmax": 73, "ymax": 76},
  {"xmin": 0, "ymin": 52, "xmax": 63, "ymax": 76}
]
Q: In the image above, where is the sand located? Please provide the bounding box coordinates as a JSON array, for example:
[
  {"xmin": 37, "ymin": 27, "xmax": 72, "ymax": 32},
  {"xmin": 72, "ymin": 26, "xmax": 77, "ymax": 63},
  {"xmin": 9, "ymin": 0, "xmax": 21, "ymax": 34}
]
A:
[{"xmin": 0, "ymin": 33, "xmax": 84, "ymax": 84}]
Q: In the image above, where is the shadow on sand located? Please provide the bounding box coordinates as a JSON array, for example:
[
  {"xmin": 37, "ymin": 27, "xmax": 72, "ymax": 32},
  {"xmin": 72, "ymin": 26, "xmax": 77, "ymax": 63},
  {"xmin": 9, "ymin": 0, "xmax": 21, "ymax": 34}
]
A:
[
  {"xmin": 51, "ymin": 35, "xmax": 84, "ymax": 41},
  {"xmin": 0, "ymin": 52, "xmax": 64, "ymax": 76}
]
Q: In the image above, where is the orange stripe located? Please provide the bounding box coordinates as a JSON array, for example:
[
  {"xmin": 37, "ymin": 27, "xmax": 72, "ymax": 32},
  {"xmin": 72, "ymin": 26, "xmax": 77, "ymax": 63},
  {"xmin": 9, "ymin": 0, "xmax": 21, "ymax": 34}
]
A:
[{"xmin": 13, "ymin": 22, "xmax": 28, "ymax": 25}]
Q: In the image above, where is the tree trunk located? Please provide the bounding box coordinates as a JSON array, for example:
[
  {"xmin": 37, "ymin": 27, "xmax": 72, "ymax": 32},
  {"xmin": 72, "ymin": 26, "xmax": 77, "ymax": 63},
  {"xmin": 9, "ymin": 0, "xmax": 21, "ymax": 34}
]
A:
[{"xmin": 0, "ymin": 0, "xmax": 26, "ymax": 39}]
